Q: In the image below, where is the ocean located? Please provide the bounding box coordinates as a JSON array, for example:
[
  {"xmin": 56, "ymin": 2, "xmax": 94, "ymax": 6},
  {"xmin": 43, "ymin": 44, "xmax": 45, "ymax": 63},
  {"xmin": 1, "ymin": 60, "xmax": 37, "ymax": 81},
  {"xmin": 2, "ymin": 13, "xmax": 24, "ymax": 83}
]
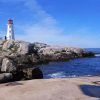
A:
[{"xmin": 39, "ymin": 48, "xmax": 100, "ymax": 79}]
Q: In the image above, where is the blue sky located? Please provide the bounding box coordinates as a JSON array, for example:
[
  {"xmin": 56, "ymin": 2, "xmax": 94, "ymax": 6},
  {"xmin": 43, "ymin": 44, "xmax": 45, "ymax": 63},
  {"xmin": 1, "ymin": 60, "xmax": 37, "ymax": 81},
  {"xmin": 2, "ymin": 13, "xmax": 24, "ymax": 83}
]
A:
[{"xmin": 0, "ymin": 0, "xmax": 100, "ymax": 48}]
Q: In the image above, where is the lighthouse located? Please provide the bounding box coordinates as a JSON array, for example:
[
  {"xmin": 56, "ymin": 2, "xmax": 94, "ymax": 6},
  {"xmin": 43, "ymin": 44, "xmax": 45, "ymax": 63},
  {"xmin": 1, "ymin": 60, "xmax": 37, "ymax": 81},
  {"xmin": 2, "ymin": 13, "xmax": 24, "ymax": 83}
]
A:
[{"xmin": 6, "ymin": 19, "xmax": 15, "ymax": 40}]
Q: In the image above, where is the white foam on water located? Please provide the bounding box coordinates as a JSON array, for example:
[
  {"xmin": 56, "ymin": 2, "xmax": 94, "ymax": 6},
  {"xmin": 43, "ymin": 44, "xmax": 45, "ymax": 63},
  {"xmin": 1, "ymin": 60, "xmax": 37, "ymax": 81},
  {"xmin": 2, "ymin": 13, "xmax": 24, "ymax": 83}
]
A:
[
  {"xmin": 46, "ymin": 73, "xmax": 93, "ymax": 78},
  {"xmin": 47, "ymin": 72, "xmax": 66, "ymax": 78},
  {"xmin": 69, "ymin": 75, "xmax": 77, "ymax": 78},
  {"xmin": 95, "ymin": 54, "xmax": 100, "ymax": 57}
]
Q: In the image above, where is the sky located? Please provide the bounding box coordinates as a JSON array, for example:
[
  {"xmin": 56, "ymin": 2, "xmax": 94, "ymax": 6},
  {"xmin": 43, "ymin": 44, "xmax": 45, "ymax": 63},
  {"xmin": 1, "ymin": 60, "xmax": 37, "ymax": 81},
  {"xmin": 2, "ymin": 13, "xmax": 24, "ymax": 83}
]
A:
[{"xmin": 0, "ymin": 0, "xmax": 100, "ymax": 48}]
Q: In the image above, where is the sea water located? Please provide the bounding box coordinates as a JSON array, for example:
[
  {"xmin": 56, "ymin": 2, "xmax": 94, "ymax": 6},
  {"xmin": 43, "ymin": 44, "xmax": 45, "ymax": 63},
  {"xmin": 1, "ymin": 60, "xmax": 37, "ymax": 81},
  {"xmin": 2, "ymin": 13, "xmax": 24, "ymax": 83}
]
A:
[{"xmin": 39, "ymin": 48, "xmax": 100, "ymax": 79}]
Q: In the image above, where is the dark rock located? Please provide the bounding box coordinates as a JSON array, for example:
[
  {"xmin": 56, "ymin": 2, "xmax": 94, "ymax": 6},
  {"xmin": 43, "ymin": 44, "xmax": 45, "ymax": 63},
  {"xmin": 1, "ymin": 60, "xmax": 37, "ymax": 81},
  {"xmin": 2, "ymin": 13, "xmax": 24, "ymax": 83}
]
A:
[
  {"xmin": 0, "ymin": 73, "xmax": 13, "ymax": 83},
  {"xmin": 13, "ymin": 68, "xmax": 43, "ymax": 80},
  {"xmin": 32, "ymin": 68, "xmax": 43, "ymax": 79},
  {"xmin": 82, "ymin": 52, "xmax": 95, "ymax": 57}
]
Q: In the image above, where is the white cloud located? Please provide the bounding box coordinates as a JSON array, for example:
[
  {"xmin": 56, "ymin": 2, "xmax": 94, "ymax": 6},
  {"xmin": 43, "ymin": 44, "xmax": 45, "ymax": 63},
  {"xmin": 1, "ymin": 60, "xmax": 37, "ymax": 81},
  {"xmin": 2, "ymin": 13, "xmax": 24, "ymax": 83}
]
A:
[
  {"xmin": 17, "ymin": 28, "xmax": 100, "ymax": 48},
  {"xmin": 24, "ymin": 0, "xmax": 58, "ymax": 26},
  {"xmin": 16, "ymin": 0, "xmax": 65, "ymax": 44},
  {"xmin": 15, "ymin": 0, "xmax": 100, "ymax": 48}
]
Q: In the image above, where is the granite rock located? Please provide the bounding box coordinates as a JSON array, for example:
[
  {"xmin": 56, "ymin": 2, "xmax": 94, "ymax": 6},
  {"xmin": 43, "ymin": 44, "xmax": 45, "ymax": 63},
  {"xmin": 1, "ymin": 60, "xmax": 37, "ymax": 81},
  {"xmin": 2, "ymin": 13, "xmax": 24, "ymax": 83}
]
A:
[{"xmin": 0, "ymin": 40, "xmax": 94, "ymax": 83}]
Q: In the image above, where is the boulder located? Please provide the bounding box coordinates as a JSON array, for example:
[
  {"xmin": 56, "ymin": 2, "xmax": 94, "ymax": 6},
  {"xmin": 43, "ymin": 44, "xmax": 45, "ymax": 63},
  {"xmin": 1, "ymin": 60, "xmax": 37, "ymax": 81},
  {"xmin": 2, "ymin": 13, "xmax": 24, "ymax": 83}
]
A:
[
  {"xmin": 33, "ymin": 42, "xmax": 49, "ymax": 50},
  {"xmin": 2, "ymin": 40, "xmax": 14, "ymax": 51},
  {"xmin": 2, "ymin": 40, "xmax": 33, "ymax": 55},
  {"xmin": 1, "ymin": 58, "xmax": 16, "ymax": 73},
  {"xmin": 0, "ymin": 40, "xmax": 5, "ymax": 45},
  {"xmin": 0, "ymin": 73, "xmax": 13, "ymax": 83},
  {"xmin": 17, "ymin": 41, "xmax": 30, "ymax": 54},
  {"xmin": 13, "ymin": 68, "xmax": 43, "ymax": 80}
]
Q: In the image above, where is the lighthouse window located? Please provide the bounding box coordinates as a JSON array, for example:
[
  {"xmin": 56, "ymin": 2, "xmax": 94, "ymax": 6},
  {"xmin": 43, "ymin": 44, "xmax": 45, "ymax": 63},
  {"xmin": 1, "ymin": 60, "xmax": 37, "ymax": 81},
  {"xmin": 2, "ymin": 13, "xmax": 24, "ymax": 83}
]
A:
[{"xmin": 9, "ymin": 30, "xmax": 11, "ymax": 33}]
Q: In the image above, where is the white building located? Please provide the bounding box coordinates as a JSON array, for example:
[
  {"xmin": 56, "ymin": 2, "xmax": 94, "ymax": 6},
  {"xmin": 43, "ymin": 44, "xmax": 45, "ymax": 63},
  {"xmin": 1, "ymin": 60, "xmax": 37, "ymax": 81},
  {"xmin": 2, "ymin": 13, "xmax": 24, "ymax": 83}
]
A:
[{"xmin": 6, "ymin": 19, "xmax": 15, "ymax": 40}]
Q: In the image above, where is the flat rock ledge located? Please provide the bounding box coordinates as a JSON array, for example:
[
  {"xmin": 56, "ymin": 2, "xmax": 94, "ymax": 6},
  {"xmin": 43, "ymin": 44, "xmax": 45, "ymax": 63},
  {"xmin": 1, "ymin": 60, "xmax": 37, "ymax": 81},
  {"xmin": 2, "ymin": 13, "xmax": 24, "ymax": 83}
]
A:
[
  {"xmin": 0, "ymin": 76, "xmax": 99, "ymax": 100},
  {"xmin": 0, "ymin": 40, "xmax": 94, "ymax": 83}
]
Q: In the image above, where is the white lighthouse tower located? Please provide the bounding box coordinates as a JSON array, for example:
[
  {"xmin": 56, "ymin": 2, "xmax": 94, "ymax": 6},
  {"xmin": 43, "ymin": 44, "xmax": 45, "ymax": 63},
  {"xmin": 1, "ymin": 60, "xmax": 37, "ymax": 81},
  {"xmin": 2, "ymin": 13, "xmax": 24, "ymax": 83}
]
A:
[{"xmin": 6, "ymin": 19, "xmax": 15, "ymax": 40}]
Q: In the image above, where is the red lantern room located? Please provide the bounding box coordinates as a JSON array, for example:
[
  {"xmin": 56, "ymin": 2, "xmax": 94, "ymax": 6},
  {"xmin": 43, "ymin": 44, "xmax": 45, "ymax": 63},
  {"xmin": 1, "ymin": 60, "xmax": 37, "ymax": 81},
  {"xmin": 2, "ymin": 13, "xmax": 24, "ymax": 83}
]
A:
[{"xmin": 8, "ymin": 19, "xmax": 13, "ymax": 24}]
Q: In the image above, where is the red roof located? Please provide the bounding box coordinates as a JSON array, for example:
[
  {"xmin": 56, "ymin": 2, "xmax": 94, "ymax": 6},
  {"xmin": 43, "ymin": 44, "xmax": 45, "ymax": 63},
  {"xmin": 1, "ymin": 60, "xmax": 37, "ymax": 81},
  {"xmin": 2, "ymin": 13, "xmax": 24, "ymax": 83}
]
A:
[{"xmin": 8, "ymin": 19, "xmax": 13, "ymax": 24}]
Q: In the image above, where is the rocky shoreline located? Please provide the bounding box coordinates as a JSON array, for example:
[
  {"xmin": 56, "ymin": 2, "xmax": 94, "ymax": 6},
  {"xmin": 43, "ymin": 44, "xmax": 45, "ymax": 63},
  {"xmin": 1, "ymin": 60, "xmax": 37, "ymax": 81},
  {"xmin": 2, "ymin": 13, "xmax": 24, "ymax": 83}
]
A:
[{"xmin": 0, "ymin": 40, "xmax": 94, "ymax": 83}]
